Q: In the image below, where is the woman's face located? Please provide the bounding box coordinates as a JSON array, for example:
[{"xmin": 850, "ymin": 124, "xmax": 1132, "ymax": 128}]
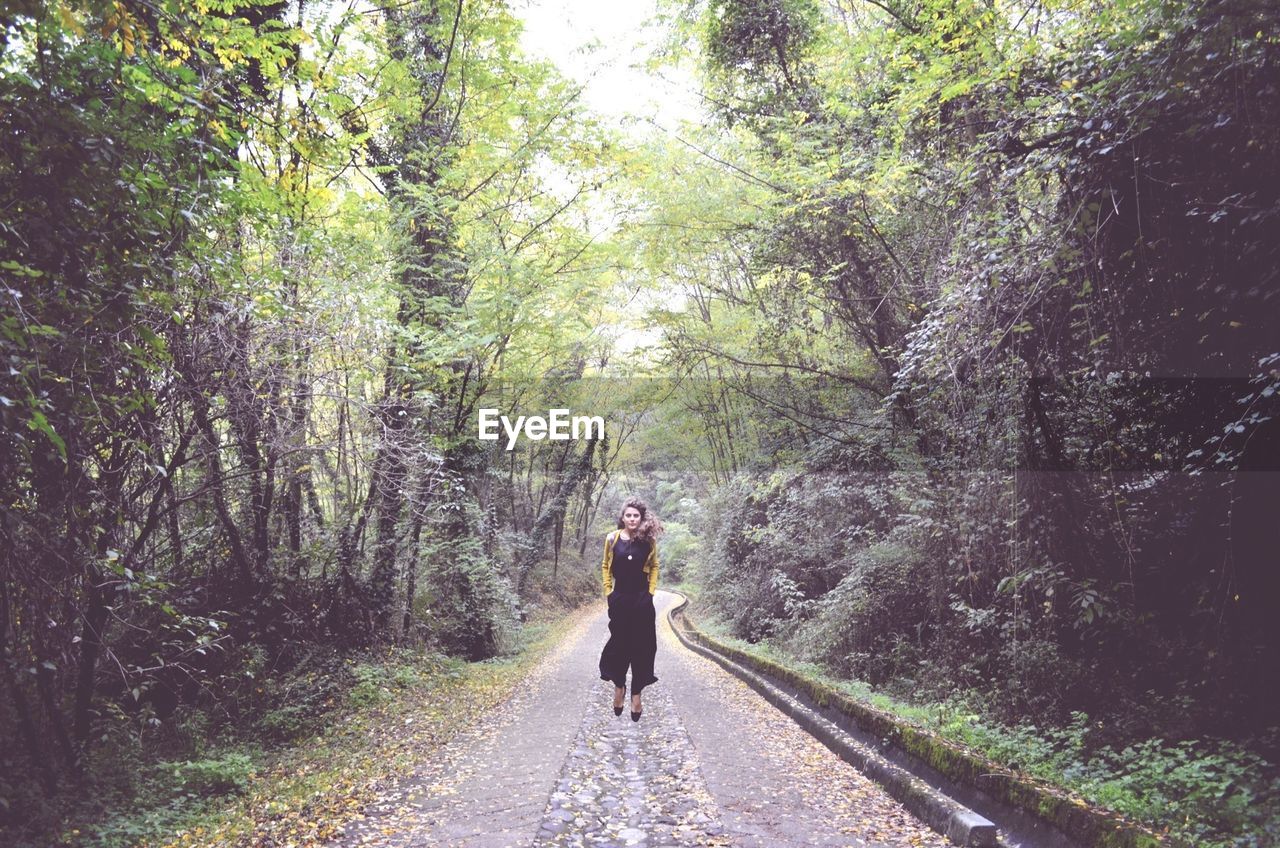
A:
[{"xmin": 622, "ymin": 507, "xmax": 642, "ymax": 531}]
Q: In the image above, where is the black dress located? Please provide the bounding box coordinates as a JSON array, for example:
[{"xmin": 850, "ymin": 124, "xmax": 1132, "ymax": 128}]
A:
[{"xmin": 598, "ymin": 535, "xmax": 658, "ymax": 693}]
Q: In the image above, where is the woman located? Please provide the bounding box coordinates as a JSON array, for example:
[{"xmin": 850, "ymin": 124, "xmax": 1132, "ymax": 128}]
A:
[{"xmin": 598, "ymin": 497, "xmax": 662, "ymax": 721}]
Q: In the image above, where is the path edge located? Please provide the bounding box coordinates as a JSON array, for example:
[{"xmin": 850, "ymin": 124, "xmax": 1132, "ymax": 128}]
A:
[{"xmin": 664, "ymin": 592, "xmax": 1177, "ymax": 848}]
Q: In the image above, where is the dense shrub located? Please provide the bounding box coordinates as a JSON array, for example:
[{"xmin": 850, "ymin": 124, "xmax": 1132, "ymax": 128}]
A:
[
  {"xmin": 789, "ymin": 531, "xmax": 932, "ymax": 684},
  {"xmin": 155, "ymin": 751, "xmax": 258, "ymax": 797},
  {"xmin": 417, "ymin": 536, "xmax": 520, "ymax": 661}
]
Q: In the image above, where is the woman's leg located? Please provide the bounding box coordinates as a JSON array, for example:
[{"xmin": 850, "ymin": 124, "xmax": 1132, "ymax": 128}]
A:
[
  {"xmin": 629, "ymin": 595, "xmax": 658, "ymax": 693},
  {"xmin": 599, "ymin": 595, "xmax": 627, "ymax": 687}
]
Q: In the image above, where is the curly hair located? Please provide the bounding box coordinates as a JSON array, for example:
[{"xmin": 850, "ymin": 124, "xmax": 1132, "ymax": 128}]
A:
[{"xmin": 615, "ymin": 496, "xmax": 663, "ymax": 542}]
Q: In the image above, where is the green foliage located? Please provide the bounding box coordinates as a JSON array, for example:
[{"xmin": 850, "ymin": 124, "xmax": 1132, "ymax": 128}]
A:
[
  {"xmin": 349, "ymin": 663, "xmax": 394, "ymax": 708},
  {"xmin": 656, "ymin": 520, "xmax": 698, "ymax": 584},
  {"xmin": 348, "ymin": 660, "xmax": 425, "ymax": 708},
  {"xmin": 788, "ymin": 529, "xmax": 932, "ymax": 684},
  {"xmin": 156, "ymin": 751, "xmax": 259, "ymax": 797},
  {"xmin": 254, "ymin": 705, "xmax": 312, "ymax": 742},
  {"xmin": 418, "ymin": 535, "xmax": 520, "ymax": 661},
  {"xmin": 704, "ymin": 0, "xmax": 822, "ymax": 118},
  {"xmin": 938, "ymin": 712, "xmax": 1280, "ymax": 847},
  {"xmin": 1079, "ymin": 739, "xmax": 1279, "ymax": 846}
]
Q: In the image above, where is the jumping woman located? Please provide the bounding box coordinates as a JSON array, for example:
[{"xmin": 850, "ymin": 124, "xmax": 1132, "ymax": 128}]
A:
[{"xmin": 598, "ymin": 497, "xmax": 662, "ymax": 721}]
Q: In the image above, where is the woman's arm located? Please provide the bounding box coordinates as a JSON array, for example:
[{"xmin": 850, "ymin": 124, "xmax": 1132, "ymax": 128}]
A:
[
  {"xmin": 646, "ymin": 543, "xmax": 659, "ymax": 594},
  {"xmin": 601, "ymin": 531, "xmax": 616, "ymax": 596}
]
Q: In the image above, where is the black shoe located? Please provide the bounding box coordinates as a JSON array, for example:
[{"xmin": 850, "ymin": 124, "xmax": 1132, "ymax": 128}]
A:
[
  {"xmin": 631, "ymin": 709, "xmax": 642, "ymax": 722},
  {"xmin": 614, "ymin": 706, "xmax": 624, "ymax": 716}
]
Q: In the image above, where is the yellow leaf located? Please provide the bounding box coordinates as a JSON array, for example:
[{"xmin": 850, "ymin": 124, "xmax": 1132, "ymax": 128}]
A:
[{"xmin": 58, "ymin": 4, "xmax": 85, "ymax": 36}]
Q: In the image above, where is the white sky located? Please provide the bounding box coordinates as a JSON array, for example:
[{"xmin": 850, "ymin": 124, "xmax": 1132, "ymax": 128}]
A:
[{"xmin": 515, "ymin": 0, "xmax": 703, "ymax": 131}]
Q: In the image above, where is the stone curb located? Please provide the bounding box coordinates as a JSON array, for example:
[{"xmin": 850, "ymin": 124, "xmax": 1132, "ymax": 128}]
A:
[
  {"xmin": 664, "ymin": 592, "xmax": 1175, "ymax": 848},
  {"xmin": 664, "ymin": 593, "xmax": 999, "ymax": 848}
]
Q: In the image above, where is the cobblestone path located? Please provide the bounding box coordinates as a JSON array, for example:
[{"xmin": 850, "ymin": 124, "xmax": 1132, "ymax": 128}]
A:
[
  {"xmin": 333, "ymin": 592, "xmax": 948, "ymax": 848},
  {"xmin": 532, "ymin": 680, "xmax": 727, "ymax": 848}
]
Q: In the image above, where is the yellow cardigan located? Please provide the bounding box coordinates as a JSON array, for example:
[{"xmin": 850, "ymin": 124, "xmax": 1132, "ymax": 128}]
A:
[{"xmin": 601, "ymin": 530, "xmax": 659, "ymax": 596}]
